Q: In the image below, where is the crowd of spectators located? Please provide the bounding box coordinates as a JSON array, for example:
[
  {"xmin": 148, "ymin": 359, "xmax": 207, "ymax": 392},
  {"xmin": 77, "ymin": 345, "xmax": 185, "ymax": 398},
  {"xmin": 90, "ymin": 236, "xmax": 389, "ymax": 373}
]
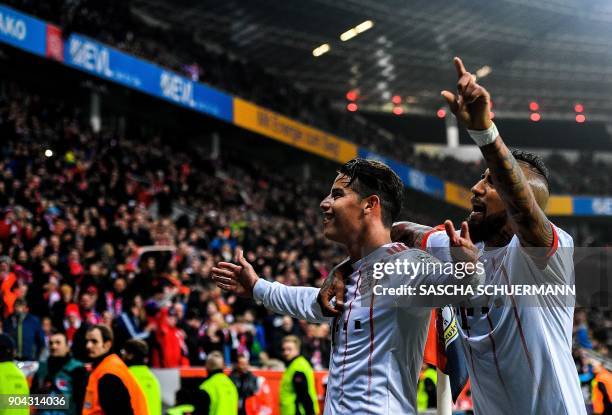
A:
[
  {"xmin": 1, "ymin": 73, "xmax": 611, "ymax": 374},
  {"xmin": 5, "ymin": 0, "xmax": 401, "ymax": 158},
  {"xmin": 1, "ymin": 54, "xmax": 611, "ymax": 383},
  {"xmin": 0, "ymin": 68, "xmax": 610, "ymax": 415},
  {"xmin": 573, "ymin": 308, "xmax": 612, "ymax": 411},
  {"xmin": 0, "ymin": 81, "xmax": 343, "ymax": 370},
  {"xmin": 6, "ymin": 0, "xmax": 612, "ymax": 196}
]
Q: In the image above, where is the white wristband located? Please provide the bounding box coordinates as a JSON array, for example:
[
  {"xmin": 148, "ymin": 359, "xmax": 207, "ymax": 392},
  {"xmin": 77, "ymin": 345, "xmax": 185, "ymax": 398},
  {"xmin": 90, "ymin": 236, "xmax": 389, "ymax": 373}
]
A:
[{"xmin": 467, "ymin": 123, "xmax": 499, "ymax": 147}]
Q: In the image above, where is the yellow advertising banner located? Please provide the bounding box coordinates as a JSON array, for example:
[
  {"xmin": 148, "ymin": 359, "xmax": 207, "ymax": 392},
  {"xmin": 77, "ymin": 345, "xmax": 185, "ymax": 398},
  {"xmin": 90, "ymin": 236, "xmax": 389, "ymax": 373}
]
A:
[
  {"xmin": 444, "ymin": 182, "xmax": 472, "ymax": 210},
  {"xmin": 233, "ymin": 98, "xmax": 358, "ymax": 163},
  {"xmin": 545, "ymin": 195, "xmax": 574, "ymax": 216},
  {"xmin": 445, "ymin": 183, "xmax": 575, "ymax": 216}
]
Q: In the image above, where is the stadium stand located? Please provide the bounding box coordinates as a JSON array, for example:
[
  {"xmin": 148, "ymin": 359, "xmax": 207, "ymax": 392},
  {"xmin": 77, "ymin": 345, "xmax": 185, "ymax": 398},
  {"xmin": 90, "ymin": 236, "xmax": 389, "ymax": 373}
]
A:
[
  {"xmin": 7, "ymin": 0, "xmax": 612, "ymax": 196},
  {"xmin": 1, "ymin": 2, "xmax": 612, "ymax": 414}
]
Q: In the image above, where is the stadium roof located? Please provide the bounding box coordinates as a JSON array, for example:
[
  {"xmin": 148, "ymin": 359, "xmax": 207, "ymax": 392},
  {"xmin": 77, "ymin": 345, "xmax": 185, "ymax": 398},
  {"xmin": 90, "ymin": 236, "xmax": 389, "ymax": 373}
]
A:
[{"xmin": 132, "ymin": 0, "xmax": 612, "ymax": 121}]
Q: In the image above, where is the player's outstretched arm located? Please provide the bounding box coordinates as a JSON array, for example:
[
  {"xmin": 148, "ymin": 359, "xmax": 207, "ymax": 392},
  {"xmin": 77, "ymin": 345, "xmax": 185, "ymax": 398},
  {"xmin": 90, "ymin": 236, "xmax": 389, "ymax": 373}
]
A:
[
  {"xmin": 212, "ymin": 248, "xmax": 328, "ymax": 323},
  {"xmin": 442, "ymin": 57, "xmax": 553, "ymax": 250}
]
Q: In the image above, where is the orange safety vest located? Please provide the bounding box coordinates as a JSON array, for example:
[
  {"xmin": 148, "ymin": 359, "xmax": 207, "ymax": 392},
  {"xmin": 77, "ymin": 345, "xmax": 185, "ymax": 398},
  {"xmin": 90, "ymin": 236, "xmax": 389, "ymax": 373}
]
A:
[
  {"xmin": 592, "ymin": 368, "xmax": 612, "ymax": 414},
  {"xmin": 82, "ymin": 353, "xmax": 149, "ymax": 415},
  {"xmin": 245, "ymin": 377, "xmax": 273, "ymax": 415},
  {"xmin": 1, "ymin": 271, "xmax": 17, "ymax": 318}
]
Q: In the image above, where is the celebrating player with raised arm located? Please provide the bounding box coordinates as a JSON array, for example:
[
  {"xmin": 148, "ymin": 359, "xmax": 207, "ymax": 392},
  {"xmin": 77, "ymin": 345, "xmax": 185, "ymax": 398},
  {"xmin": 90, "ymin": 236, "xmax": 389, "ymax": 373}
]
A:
[
  {"xmin": 322, "ymin": 57, "xmax": 586, "ymax": 415},
  {"xmin": 212, "ymin": 158, "xmax": 484, "ymax": 415}
]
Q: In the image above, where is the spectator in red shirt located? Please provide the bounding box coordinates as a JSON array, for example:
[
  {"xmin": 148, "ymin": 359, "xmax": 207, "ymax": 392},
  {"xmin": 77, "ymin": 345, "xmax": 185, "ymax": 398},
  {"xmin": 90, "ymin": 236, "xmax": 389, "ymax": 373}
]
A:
[{"xmin": 151, "ymin": 305, "xmax": 189, "ymax": 368}]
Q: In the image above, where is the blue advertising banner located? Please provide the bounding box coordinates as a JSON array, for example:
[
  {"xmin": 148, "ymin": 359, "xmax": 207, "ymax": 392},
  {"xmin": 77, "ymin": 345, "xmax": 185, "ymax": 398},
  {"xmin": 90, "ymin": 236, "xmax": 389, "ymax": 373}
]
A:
[
  {"xmin": 573, "ymin": 196, "xmax": 612, "ymax": 216},
  {"xmin": 0, "ymin": 4, "xmax": 46, "ymax": 56},
  {"xmin": 357, "ymin": 148, "xmax": 446, "ymax": 199},
  {"xmin": 1, "ymin": 6, "xmax": 610, "ymax": 216},
  {"xmin": 63, "ymin": 34, "xmax": 233, "ymax": 122}
]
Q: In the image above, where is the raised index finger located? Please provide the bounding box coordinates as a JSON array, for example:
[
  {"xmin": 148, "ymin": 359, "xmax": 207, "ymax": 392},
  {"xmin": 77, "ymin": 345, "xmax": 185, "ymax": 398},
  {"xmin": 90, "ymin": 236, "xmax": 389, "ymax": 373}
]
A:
[
  {"xmin": 444, "ymin": 220, "xmax": 459, "ymax": 246},
  {"xmin": 454, "ymin": 57, "xmax": 467, "ymax": 78}
]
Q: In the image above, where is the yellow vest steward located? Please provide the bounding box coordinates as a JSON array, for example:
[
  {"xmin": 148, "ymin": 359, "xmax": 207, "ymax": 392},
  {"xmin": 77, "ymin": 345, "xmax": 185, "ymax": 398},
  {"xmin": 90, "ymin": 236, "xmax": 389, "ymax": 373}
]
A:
[
  {"xmin": 0, "ymin": 361, "xmax": 29, "ymax": 415},
  {"xmin": 279, "ymin": 356, "xmax": 320, "ymax": 415},
  {"xmin": 199, "ymin": 372, "xmax": 239, "ymax": 415},
  {"xmin": 129, "ymin": 365, "xmax": 162, "ymax": 415}
]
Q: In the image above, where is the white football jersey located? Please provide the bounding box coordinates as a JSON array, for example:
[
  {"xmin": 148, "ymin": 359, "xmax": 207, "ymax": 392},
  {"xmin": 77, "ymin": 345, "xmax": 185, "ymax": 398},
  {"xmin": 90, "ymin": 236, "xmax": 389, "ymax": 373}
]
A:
[
  {"xmin": 253, "ymin": 242, "xmax": 482, "ymax": 414},
  {"xmin": 424, "ymin": 224, "xmax": 586, "ymax": 415}
]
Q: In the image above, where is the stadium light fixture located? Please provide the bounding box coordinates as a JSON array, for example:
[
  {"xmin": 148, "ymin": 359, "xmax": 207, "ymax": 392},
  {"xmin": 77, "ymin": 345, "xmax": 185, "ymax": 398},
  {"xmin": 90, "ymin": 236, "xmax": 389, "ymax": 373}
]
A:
[
  {"xmin": 341, "ymin": 29, "xmax": 358, "ymax": 42},
  {"xmin": 340, "ymin": 20, "xmax": 374, "ymax": 41},
  {"xmin": 475, "ymin": 65, "xmax": 492, "ymax": 79},
  {"xmin": 312, "ymin": 43, "xmax": 330, "ymax": 57},
  {"xmin": 356, "ymin": 20, "xmax": 374, "ymax": 33}
]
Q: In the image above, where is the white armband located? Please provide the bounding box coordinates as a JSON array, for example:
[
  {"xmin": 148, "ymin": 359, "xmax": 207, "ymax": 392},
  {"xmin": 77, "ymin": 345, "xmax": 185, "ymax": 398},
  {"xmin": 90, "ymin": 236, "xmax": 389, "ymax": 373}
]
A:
[{"xmin": 467, "ymin": 123, "xmax": 499, "ymax": 147}]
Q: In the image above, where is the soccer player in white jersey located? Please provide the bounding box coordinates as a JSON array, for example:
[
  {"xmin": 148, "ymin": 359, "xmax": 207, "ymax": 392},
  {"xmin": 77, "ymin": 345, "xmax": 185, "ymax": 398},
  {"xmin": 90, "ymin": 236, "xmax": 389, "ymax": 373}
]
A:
[
  {"xmin": 211, "ymin": 158, "xmax": 484, "ymax": 415},
  {"xmin": 323, "ymin": 57, "xmax": 586, "ymax": 415}
]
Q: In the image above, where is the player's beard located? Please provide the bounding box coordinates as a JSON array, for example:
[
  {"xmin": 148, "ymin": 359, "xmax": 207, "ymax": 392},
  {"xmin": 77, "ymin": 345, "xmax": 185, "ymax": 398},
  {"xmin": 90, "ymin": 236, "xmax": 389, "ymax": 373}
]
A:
[{"xmin": 467, "ymin": 210, "xmax": 508, "ymax": 243}]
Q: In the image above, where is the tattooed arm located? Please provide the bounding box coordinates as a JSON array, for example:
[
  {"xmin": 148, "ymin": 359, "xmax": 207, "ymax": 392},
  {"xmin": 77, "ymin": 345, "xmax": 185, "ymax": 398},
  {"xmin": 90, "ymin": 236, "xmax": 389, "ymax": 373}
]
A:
[
  {"xmin": 441, "ymin": 57, "xmax": 553, "ymax": 250},
  {"xmin": 480, "ymin": 140, "xmax": 553, "ymax": 248},
  {"xmin": 391, "ymin": 221, "xmax": 434, "ymax": 248}
]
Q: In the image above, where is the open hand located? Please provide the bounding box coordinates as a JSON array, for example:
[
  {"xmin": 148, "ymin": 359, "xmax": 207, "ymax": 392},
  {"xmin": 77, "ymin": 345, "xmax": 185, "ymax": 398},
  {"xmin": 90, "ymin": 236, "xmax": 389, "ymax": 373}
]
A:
[
  {"xmin": 316, "ymin": 259, "xmax": 351, "ymax": 317},
  {"xmin": 211, "ymin": 248, "xmax": 259, "ymax": 298}
]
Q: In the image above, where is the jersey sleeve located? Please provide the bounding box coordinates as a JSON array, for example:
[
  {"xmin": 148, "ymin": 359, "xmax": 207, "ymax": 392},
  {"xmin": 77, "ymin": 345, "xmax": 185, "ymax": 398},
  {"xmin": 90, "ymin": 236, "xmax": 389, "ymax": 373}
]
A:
[
  {"xmin": 252, "ymin": 279, "xmax": 329, "ymax": 323},
  {"xmin": 508, "ymin": 223, "xmax": 574, "ymax": 286},
  {"xmin": 422, "ymin": 226, "xmax": 454, "ymax": 263}
]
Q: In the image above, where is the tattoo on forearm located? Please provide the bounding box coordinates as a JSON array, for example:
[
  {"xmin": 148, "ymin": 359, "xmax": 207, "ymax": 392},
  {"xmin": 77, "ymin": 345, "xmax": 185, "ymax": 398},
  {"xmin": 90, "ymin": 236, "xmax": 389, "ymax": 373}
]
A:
[
  {"xmin": 481, "ymin": 139, "xmax": 553, "ymax": 248},
  {"xmin": 391, "ymin": 222, "xmax": 433, "ymax": 248}
]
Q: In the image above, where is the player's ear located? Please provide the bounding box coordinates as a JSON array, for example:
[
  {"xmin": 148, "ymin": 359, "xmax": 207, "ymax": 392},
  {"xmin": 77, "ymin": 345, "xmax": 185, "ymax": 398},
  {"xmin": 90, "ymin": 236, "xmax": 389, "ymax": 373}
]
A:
[{"xmin": 363, "ymin": 195, "xmax": 381, "ymax": 215}]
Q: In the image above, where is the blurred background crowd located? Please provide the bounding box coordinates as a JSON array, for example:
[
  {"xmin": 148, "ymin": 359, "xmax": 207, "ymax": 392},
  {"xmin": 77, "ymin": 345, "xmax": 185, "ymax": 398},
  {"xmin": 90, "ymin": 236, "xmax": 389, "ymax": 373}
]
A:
[{"xmin": 1, "ymin": 0, "xmax": 612, "ymax": 414}]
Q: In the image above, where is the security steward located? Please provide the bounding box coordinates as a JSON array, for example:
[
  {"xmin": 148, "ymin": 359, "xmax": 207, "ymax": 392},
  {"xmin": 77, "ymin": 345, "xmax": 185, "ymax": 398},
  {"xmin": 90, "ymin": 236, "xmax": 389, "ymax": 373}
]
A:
[
  {"xmin": 122, "ymin": 339, "xmax": 162, "ymax": 415},
  {"xmin": 32, "ymin": 330, "xmax": 88, "ymax": 415},
  {"xmin": 196, "ymin": 351, "xmax": 238, "ymax": 415},
  {"xmin": 279, "ymin": 335, "xmax": 319, "ymax": 415},
  {"xmin": 0, "ymin": 333, "xmax": 29, "ymax": 415},
  {"xmin": 82, "ymin": 324, "xmax": 148, "ymax": 415}
]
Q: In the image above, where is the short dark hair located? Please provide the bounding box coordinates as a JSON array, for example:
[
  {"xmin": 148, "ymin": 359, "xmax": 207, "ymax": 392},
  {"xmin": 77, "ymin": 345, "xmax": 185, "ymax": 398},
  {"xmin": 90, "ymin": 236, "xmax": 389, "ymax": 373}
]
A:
[
  {"xmin": 123, "ymin": 339, "xmax": 148, "ymax": 361},
  {"xmin": 49, "ymin": 330, "xmax": 67, "ymax": 341},
  {"xmin": 511, "ymin": 149, "xmax": 550, "ymax": 186},
  {"xmin": 87, "ymin": 324, "xmax": 114, "ymax": 344},
  {"xmin": 338, "ymin": 158, "xmax": 404, "ymax": 227}
]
